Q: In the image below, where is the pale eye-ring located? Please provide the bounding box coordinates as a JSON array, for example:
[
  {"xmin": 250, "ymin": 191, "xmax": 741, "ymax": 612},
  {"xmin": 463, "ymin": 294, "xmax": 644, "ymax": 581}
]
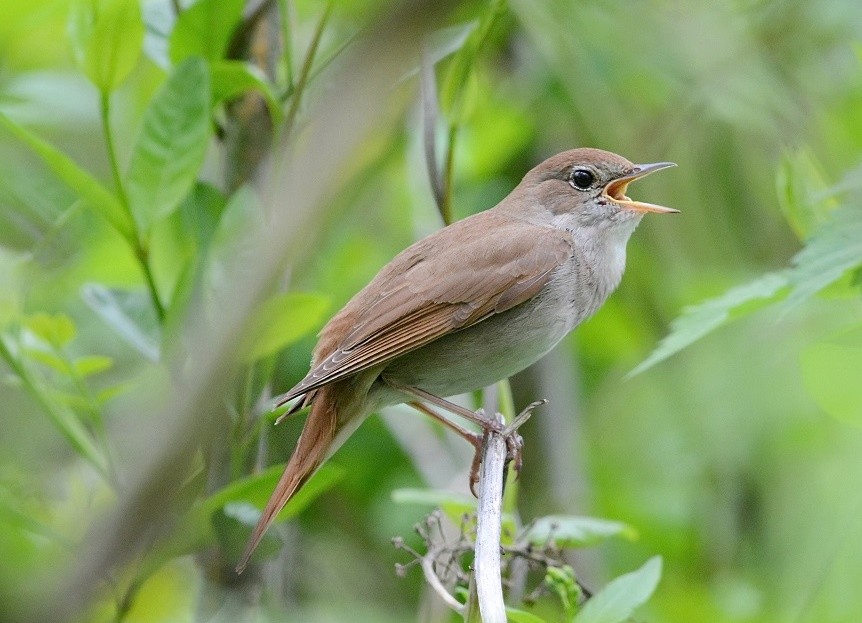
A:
[{"xmin": 569, "ymin": 168, "xmax": 595, "ymax": 190}]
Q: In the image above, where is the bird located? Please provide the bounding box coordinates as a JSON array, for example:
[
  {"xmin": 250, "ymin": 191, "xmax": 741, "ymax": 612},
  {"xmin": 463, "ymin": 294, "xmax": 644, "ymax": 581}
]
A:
[{"xmin": 236, "ymin": 147, "xmax": 677, "ymax": 572}]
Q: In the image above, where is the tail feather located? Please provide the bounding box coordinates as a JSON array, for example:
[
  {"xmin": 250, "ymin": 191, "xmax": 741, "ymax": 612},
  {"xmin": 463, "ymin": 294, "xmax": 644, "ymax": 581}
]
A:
[{"xmin": 236, "ymin": 389, "xmax": 339, "ymax": 573}]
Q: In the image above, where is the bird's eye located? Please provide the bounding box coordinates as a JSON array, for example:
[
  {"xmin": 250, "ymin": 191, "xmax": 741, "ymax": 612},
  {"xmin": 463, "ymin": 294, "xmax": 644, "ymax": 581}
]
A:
[{"xmin": 569, "ymin": 168, "xmax": 595, "ymax": 190}]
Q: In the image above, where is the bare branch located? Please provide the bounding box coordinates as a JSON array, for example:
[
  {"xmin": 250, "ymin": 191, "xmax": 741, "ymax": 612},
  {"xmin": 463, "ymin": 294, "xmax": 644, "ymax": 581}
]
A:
[{"xmin": 473, "ymin": 413, "xmax": 508, "ymax": 623}]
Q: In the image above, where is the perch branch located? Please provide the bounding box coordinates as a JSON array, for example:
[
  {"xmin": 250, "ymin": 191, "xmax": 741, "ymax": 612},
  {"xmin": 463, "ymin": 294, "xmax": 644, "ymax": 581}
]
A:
[
  {"xmin": 472, "ymin": 412, "xmax": 507, "ymax": 623},
  {"xmin": 470, "ymin": 401, "xmax": 541, "ymax": 622}
]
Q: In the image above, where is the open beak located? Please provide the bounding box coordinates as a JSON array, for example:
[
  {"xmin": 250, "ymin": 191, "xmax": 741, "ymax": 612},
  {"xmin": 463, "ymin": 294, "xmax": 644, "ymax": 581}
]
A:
[{"xmin": 603, "ymin": 161, "xmax": 678, "ymax": 214}]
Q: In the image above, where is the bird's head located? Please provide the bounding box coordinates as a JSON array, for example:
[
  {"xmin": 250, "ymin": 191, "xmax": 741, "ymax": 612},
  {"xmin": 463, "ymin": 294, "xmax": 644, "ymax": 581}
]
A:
[{"xmin": 521, "ymin": 147, "xmax": 678, "ymax": 236}]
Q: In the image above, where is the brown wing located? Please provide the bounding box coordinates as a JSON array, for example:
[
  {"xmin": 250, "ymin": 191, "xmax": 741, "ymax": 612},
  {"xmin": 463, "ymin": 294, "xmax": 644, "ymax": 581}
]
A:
[{"xmin": 278, "ymin": 211, "xmax": 572, "ymax": 405}]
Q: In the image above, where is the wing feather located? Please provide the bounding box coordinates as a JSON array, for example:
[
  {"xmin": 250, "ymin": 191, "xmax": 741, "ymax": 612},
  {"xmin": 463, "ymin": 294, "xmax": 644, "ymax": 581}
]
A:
[{"xmin": 278, "ymin": 211, "xmax": 572, "ymax": 405}]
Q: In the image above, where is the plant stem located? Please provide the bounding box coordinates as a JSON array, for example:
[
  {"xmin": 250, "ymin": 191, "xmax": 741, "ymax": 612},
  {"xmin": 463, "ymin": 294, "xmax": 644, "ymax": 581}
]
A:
[
  {"xmin": 440, "ymin": 123, "xmax": 458, "ymax": 225},
  {"xmin": 100, "ymin": 93, "xmax": 129, "ymax": 210},
  {"xmin": 136, "ymin": 245, "xmax": 166, "ymax": 322},
  {"xmin": 99, "ymin": 92, "xmax": 165, "ymax": 322},
  {"xmin": 277, "ymin": 0, "xmax": 294, "ymax": 91},
  {"xmin": 282, "ymin": 1, "xmax": 332, "ymax": 141}
]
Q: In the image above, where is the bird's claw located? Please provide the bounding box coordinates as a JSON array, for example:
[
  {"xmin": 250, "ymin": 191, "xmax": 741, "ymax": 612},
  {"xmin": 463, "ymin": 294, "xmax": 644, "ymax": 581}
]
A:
[{"xmin": 466, "ymin": 399, "xmax": 546, "ymax": 496}]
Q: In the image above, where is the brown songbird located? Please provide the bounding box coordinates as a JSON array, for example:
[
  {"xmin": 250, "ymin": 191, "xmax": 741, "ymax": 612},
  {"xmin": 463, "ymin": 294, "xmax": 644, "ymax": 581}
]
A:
[{"xmin": 236, "ymin": 148, "xmax": 677, "ymax": 571}]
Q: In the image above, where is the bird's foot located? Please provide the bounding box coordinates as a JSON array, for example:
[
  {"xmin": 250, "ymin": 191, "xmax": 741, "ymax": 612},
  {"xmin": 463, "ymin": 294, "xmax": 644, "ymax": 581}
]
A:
[{"xmin": 466, "ymin": 400, "xmax": 546, "ymax": 496}]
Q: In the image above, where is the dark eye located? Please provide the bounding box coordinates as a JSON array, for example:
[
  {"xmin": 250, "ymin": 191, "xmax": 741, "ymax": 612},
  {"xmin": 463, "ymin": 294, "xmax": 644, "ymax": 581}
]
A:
[{"xmin": 570, "ymin": 168, "xmax": 595, "ymax": 190}]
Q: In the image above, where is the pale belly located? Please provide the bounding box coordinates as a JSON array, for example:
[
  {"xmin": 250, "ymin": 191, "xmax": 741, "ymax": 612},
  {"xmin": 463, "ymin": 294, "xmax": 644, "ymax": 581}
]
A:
[{"xmin": 371, "ymin": 282, "xmax": 577, "ymax": 406}]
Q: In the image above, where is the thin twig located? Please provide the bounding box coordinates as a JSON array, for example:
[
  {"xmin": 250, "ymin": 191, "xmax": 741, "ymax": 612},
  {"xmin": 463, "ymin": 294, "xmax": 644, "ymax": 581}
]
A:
[{"xmin": 421, "ymin": 555, "xmax": 464, "ymax": 612}]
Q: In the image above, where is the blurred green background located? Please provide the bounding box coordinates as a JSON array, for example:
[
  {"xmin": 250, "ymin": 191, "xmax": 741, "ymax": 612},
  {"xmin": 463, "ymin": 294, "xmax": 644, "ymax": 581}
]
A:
[{"xmin": 1, "ymin": 0, "xmax": 862, "ymax": 622}]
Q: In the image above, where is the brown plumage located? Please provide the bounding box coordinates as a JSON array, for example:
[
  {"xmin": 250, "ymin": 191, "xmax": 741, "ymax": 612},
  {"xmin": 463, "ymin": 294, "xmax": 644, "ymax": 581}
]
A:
[{"xmin": 236, "ymin": 148, "xmax": 677, "ymax": 571}]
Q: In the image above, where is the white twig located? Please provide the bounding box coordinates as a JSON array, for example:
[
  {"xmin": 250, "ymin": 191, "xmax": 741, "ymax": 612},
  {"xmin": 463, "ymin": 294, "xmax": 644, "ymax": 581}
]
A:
[
  {"xmin": 473, "ymin": 414, "xmax": 507, "ymax": 623},
  {"xmin": 421, "ymin": 555, "xmax": 465, "ymax": 613}
]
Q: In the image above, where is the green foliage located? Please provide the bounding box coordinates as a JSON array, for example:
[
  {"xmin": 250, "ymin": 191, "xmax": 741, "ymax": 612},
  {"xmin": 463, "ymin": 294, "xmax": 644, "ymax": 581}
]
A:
[
  {"xmin": 775, "ymin": 149, "xmax": 837, "ymax": 239},
  {"xmin": 506, "ymin": 608, "xmax": 549, "ymax": 623},
  {"xmin": 572, "ymin": 557, "xmax": 662, "ymax": 623},
  {"xmin": 784, "ymin": 204, "xmax": 862, "ymax": 308},
  {"xmin": 630, "ymin": 272, "xmax": 788, "ymax": 375},
  {"xmin": 81, "ymin": 283, "xmax": 160, "ymax": 360},
  {"xmin": 523, "ymin": 515, "xmax": 638, "ymax": 549},
  {"xmin": 168, "ymin": 0, "xmax": 245, "ymax": 64},
  {"xmin": 0, "ymin": 314, "xmax": 114, "ymax": 478},
  {"xmin": 68, "ymin": 0, "xmax": 144, "ymax": 94},
  {"xmin": 160, "ymin": 463, "xmax": 344, "ymax": 564},
  {"xmin": 391, "ymin": 487, "xmax": 478, "ymax": 519},
  {"xmin": 126, "ymin": 57, "xmax": 212, "ymax": 235},
  {"xmin": 241, "ymin": 292, "xmax": 330, "ymax": 362},
  {"xmin": 635, "ymin": 184, "xmax": 862, "ymax": 375},
  {"xmin": 800, "ymin": 326, "xmax": 862, "ymax": 428},
  {"xmin": 544, "ymin": 565, "xmax": 581, "ymax": 620},
  {"xmin": 211, "ymin": 61, "xmax": 284, "ymax": 124},
  {"xmin": 2, "ymin": 0, "xmax": 862, "ymax": 621},
  {"xmin": 0, "ymin": 113, "xmax": 133, "ymax": 240}
]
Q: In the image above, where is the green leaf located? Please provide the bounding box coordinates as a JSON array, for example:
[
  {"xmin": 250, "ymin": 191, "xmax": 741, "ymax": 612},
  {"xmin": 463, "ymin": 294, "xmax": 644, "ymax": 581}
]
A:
[
  {"xmin": 126, "ymin": 57, "xmax": 212, "ymax": 234},
  {"xmin": 545, "ymin": 565, "xmax": 580, "ymax": 619},
  {"xmin": 630, "ymin": 272, "xmax": 788, "ymax": 376},
  {"xmin": 241, "ymin": 292, "xmax": 329, "ymax": 363},
  {"xmin": 0, "ymin": 113, "xmax": 133, "ymax": 240},
  {"xmin": 0, "ymin": 497, "xmax": 74, "ymax": 546},
  {"xmin": 68, "ymin": 0, "xmax": 145, "ymax": 93},
  {"xmin": 784, "ymin": 205, "xmax": 862, "ymax": 309},
  {"xmin": 800, "ymin": 325, "xmax": 862, "ymax": 428},
  {"xmin": 523, "ymin": 515, "xmax": 638, "ymax": 549},
  {"xmin": 440, "ymin": 0, "xmax": 505, "ymax": 122},
  {"xmin": 96, "ymin": 383, "xmax": 132, "ymax": 404},
  {"xmin": 169, "ymin": 0, "xmax": 245, "ymax": 63},
  {"xmin": 0, "ymin": 334, "xmax": 107, "ymax": 476},
  {"xmin": 775, "ymin": 148, "xmax": 837, "ymax": 240},
  {"xmin": 81, "ymin": 283, "xmax": 160, "ymax": 361},
  {"xmin": 22, "ymin": 348, "xmax": 69, "ymax": 375},
  {"xmin": 165, "ymin": 463, "xmax": 344, "ymax": 558},
  {"xmin": 206, "ymin": 186, "xmax": 265, "ymax": 297},
  {"xmin": 203, "ymin": 462, "xmax": 343, "ymax": 521},
  {"xmin": 573, "ymin": 556, "xmax": 662, "ymax": 623},
  {"xmin": 401, "ymin": 21, "xmax": 478, "ymax": 81},
  {"xmin": 506, "ymin": 608, "xmax": 549, "ymax": 623},
  {"xmin": 391, "ymin": 488, "xmax": 478, "ymax": 523},
  {"xmin": 24, "ymin": 312, "xmax": 77, "ymax": 348},
  {"xmin": 428, "ymin": 22, "xmax": 478, "ymax": 66},
  {"xmin": 0, "ymin": 158, "xmax": 79, "ymax": 251},
  {"xmin": 178, "ymin": 182, "xmax": 228, "ymax": 251},
  {"xmin": 73, "ymin": 355, "xmax": 113, "ymax": 377},
  {"xmin": 211, "ymin": 60, "xmax": 284, "ymax": 124},
  {"xmin": 212, "ymin": 503, "xmax": 284, "ymax": 564}
]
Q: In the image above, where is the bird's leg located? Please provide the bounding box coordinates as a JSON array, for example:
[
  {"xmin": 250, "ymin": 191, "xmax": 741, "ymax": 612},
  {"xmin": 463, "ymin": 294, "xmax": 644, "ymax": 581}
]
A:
[
  {"xmin": 387, "ymin": 381, "xmax": 505, "ymax": 432},
  {"xmin": 389, "ymin": 380, "xmax": 544, "ymax": 495},
  {"xmin": 408, "ymin": 400, "xmax": 485, "ymax": 495}
]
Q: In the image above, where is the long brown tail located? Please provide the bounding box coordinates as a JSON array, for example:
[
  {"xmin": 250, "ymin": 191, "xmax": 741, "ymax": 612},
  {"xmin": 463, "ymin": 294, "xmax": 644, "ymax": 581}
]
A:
[{"xmin": 235, "ymin": 388, "xmax": 339, "ymax": 573}]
